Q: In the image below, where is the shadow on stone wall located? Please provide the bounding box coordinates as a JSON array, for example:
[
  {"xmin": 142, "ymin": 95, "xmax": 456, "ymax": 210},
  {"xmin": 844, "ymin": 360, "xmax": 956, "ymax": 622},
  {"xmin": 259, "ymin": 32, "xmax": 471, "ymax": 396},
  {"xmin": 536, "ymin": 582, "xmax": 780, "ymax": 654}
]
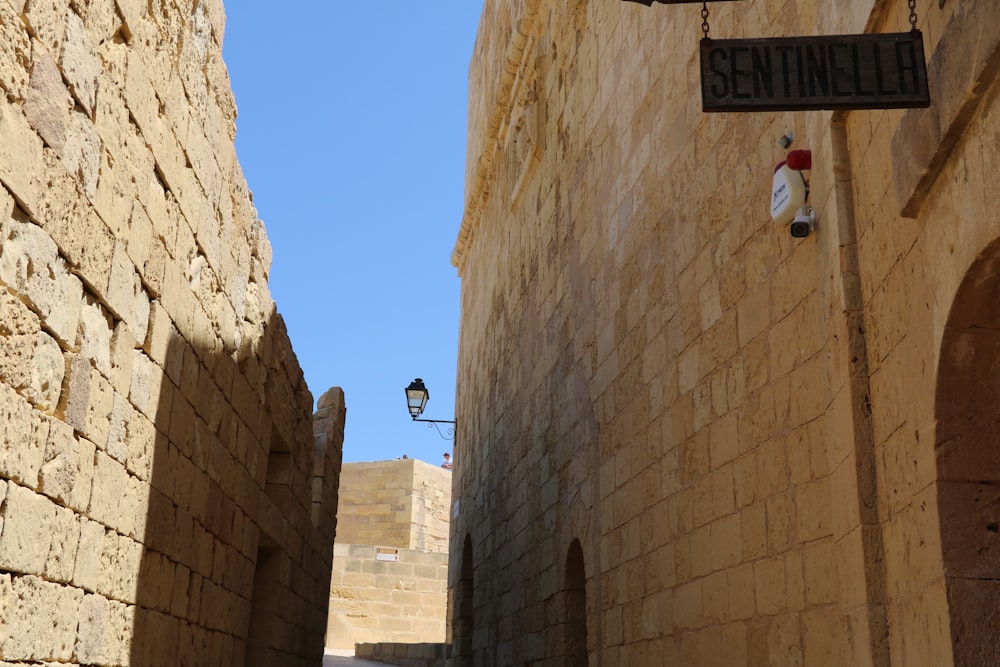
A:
[{"xmin": 124, "ymin": 307, "xmax": 343, "ymax": 666}]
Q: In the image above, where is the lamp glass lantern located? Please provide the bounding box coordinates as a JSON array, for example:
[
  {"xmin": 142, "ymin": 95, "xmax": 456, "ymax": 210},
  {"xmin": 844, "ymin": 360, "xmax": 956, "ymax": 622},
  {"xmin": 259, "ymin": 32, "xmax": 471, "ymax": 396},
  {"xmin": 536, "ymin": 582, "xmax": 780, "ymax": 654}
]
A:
[{"xmin": 405, "ymin": 378, "xmax": 429, "ymax": 419}]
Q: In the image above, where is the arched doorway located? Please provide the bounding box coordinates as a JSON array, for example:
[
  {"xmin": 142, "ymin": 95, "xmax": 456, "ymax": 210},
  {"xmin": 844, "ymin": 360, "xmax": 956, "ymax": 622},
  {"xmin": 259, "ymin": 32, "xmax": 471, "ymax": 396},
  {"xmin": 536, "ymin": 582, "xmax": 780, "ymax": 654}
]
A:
[
  {"xmin": 560, "ymin": 538, "xmax": 588, "ymax": 665},
  {"xmin": 936, "ymin": 240, "xmax": 1000, "ymax": 664}
]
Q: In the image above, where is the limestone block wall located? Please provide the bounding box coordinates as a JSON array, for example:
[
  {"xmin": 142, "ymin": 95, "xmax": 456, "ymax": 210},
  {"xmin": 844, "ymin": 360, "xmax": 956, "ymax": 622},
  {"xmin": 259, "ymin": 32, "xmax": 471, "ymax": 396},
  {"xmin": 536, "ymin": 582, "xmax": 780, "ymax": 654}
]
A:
[
  {"xmin": 326, "ymin": 543, "xmax": 448, "ymax": 650},
  {"xmin": 0, "ymin": 1, "xmax": 345, "ymax": 666},
  {"xmin": 336, "ymin": 459, "xmax": 452, "ymax": 554},
  {"xmin": 326, "ymin": 459, "xmax": 452, "ymax": 650},
  {"xmin": 450, "ymin": 0, "xmax": 1000, "ymax": 665}
]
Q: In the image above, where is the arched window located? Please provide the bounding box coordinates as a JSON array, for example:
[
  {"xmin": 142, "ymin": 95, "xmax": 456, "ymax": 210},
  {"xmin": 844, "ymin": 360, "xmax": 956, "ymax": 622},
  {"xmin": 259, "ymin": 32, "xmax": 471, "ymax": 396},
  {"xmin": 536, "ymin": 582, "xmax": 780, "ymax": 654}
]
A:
[{"xmin": 561, "ymin": 538, "xmax": 588, "ymax": 665}]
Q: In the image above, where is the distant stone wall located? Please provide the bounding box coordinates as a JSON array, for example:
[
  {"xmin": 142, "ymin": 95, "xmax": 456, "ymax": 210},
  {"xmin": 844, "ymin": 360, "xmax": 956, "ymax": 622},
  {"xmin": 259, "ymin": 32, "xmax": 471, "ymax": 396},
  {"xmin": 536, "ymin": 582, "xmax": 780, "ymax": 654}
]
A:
[
  {"xmin": 336, "ymin": 459, "xmax": 452, "ymax": 554},
  {"xmin": 326, "ymin": 543, "xmax": 448, "ymax": 650},
  {"xmin": 0, "ymin": 1, "xmax": 344, "ymax": 665},
  {"xmin": 326, "ymin": 459, "xmax": 452, "ymax": 650}
]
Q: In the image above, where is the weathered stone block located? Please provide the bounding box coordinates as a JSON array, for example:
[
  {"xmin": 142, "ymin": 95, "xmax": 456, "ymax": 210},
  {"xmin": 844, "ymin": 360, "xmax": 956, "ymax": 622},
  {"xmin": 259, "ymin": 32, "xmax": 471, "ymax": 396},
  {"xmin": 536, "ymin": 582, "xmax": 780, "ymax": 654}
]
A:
[
  {"xmin": 754, "ymin": 557, "xmax": 786, "ymax": 616},
  {"xmin": 123, "ymin": 47, "xmax": 156, "ymax": 134},
  {"xmin": 60, "ymin": 8, "xmax": 99, "ymax": 115},
  {"xmin": 710, "ymin": 513, "xmax": 742, "ymax": 572},
  {"xmin": 0, "ymin": 574, "xmax": 82, "ymax": 661},
  {"xmin": 25, "ymin": 43, "xmax": 71, "ymax": 154},
  {"xmin": 104, "ymin": 240, "xmax": 135, "ymax": 322},
  {"xmin": 0, "ymin": 2, "xmax": 30, "ymax": 102},
  {"xmin": 27, "ymin": 331, "xmax": 64, "ymax": 413},
  {"xmin": 60, "ymin": 110, "xmax": 102, "ymax": 204},
  {"xmin": 70, "ymin": 0, "xmax": 119, "ymax": 43},
  {"xmin": 23, "ymin": 0, "xmax": 70, "ymax": 55},
  {"xmin": 64, "ymin": 352, "xmax": 92, "ymax": 432},
  {"xmin": 0, "ymin": 480, "xmax": 7, "ymax": 537},
  {"xmin": 185, "ymin": 124, "xmax": 223, "ymax": 212},
  {"xmin": 45, "ymin": 502, "xmax": 81, "ymax": 582},
  {"xmin": 63, "ymin": 355, "xmax": 111, "ymax": 449},
  {"xmin": 158, "ymin": 70, "xmax": 189, "ymax": 146},
  {"xmin": 0, "ymin": 383, "xmax": 50, "ymax": 487},
  {"xmin": 142, "ymin": 299, "xmax": 171, "ymax": 369},
  {"xmin": 0, "ymin": 483, "xmax": 56, "ymax": 574},
  {"xmin": 38, "ymin": 418, "xmax": 95, "ymax": 512},
  {"xmin": 105, "ymin": 391, "xmax": 132, "ymax": 463},
  {"xmin": 77, "ymin": 298, "xmax": 113, "ymax": 378},
  {"xmin": 250, "ymin": 219, "xmax": 272, "ymax": 280},
  {"xmin": 128, "ymin": 348, "xmax": 164, "ymax": 421},
  {"xmin": 124, "ymin": 409, "xmax": 154, "ymax": 481},
  {"xmin": 75, "ymin": 592, "xmax": 132, "ymax": 664},
  {"xmin": 0, "ymin": 104, "xmax": 43, "ymax": 213},
  {"xmin": 92, "ymin": 144, "xmax": 135, "ymax": 239},
  {"xmin": 0, "ymin": 288, "xmax": 41, "ymax": 398},
  {"xmin": 83, "ymin": 367, "xmax": 113, "ymax": 446},
  {"xmin": 89, "ymin": 449, "xmax": 126, "ymax": 530},
  {"xmin": 98, "ymin": 529, "xmax": 141, "ymax": 602},
  {"xmin": 144, "ymin": 183, "xmax": 176, "ymax": 255},
  {"xmin": 92, "ymin": 39, "xmax": 126, "ymax": 137},
  {"xmin": 37, "ymin": 152, "xmax": 115, "ymax": 293},
  {"xmin": 151, "ymin": 123, "xmax": 189, "ymax": 208},
  {"xmin": 0, "ymin": 216, "xmax": 82, "ymax": 347},
  {"xmin": 127, "ymin": 203, "xmax": 162, "ymax": 293},
  {"xmin": 795, "ymin": 476, "xmax": 833, "ymax": 543},
  {"xmin": 113, "ymin": 0, "xmax": 145, "ymax": 36},
  {"xmin": 109, "ymin": 319, "xmax": 134, "ymax": 394},
  {"xmin": 72, "ymin": 517, "xmax": 105, "ymax": 592},
  {"xmin": 119, "ymin": 472, "xmax": 149, "ymax": 540},
  {"xmin": 0, "ymin": 184, "xmax": 12, "ymax": 224}
]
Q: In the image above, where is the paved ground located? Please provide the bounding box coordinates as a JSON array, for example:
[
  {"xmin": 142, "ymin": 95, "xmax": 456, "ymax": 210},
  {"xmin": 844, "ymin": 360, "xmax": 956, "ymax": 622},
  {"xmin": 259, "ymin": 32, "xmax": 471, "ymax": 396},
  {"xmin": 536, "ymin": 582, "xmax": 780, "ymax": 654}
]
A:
[{"xmin": 322, "ymin": 649, "xmax": 394, "ymax": 666}]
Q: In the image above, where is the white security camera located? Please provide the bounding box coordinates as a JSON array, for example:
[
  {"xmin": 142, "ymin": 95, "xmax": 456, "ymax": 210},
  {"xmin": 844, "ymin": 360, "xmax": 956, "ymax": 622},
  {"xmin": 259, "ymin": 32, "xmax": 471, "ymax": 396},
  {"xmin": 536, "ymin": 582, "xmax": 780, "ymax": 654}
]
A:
[
  {"xmin": 789, "ymin": 207, "xmax": 816, "ymax": 238},
  {"xmin": 771, "ymin": 151, "xmax": 816, "ymax": 239}
]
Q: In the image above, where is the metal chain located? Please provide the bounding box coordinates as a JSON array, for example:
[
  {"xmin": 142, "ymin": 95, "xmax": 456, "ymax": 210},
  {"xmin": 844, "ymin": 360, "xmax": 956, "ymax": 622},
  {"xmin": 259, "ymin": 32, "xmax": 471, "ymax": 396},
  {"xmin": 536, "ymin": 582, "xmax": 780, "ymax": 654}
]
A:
[
  {"xmin": 908, "ymin": 0, "xmax": 918, "ymax": 30},
  {"xmin": 701, "ymin": 2, "xmax": 710, "ymax": 39}
]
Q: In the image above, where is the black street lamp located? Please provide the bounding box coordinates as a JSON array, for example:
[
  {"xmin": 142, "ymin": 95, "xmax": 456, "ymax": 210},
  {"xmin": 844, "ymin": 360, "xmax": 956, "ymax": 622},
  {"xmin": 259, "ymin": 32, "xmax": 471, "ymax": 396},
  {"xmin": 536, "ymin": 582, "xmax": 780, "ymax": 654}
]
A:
[
  {"xmin": 405, "ymin": 378, "xmax": 430, "ymax": 419},
  {"xmin": 404, "ymin": 378, "xmax": 455, "ymax": 440}
]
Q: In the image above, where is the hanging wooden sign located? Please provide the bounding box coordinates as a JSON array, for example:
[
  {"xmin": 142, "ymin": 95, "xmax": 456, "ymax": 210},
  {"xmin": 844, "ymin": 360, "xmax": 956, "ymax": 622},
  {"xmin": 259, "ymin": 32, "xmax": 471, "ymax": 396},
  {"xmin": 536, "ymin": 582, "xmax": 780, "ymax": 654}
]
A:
[
  {"xmin": 623, "ymin": 0, "xmax": 743, "ymax": 5},
  {"xmin": 700, "ymin": 31, "xmax": 930, "ymax": 112}
]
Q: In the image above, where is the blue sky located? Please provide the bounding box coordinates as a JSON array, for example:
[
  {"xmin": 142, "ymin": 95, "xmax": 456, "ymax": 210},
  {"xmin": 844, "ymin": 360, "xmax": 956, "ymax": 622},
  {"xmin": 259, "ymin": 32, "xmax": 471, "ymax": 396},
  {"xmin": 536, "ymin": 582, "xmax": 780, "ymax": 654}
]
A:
[{"xmin": 222, "ymin": 4, "xmax": 483, "ymax": 464}]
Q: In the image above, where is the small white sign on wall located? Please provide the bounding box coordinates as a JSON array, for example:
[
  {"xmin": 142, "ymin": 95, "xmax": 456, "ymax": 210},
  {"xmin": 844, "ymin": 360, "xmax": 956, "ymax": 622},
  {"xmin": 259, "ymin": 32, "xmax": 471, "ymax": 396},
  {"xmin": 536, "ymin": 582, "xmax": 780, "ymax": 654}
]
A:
[{"xmin": 375, "ymin": 547, "xmax": 399, "ymax": 562}]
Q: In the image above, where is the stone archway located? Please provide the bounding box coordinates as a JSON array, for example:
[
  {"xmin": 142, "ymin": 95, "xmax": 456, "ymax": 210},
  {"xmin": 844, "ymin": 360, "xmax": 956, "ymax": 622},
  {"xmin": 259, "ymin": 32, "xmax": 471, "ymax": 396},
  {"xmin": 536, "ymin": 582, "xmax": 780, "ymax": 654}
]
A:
[
  {"xmin": 936, "ymin": 238, "xmax": 1000, "ymax": 665},
  {"xmin": 559, "ymin": 538, "xmax": 588, "ymax": 666}
]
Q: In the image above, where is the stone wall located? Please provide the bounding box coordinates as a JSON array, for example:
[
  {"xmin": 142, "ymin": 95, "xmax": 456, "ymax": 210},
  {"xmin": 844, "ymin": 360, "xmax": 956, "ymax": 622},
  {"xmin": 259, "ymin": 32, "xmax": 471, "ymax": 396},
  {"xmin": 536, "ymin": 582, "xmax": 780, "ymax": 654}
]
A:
[
  {"xmin": 326, "ymin": 543, "xmax": 448, "ymax": 650},
  {"xmin": 355, "ymin": 641, "xmax": 449, "ymax": 666},
  {"xmin": 0, "ymin": 1, "xmax": 345, "ymax": 665},
  {"xmin": 450, "ymin": 0, "xmax": 1000, "ymax": 665},
  {"xmin": 336, "ymin": 459, "xmax": 452, "ymax": 554},
  {"xmin": 327, "ymin": 459, "xmax": 452, "ymax": 650}
]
